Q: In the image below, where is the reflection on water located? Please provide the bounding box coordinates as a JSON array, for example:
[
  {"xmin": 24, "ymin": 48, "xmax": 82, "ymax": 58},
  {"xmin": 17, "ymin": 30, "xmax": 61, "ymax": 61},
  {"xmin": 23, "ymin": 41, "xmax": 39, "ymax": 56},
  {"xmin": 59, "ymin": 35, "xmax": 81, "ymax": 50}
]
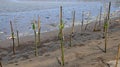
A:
[{"xmin": 0, "ymin": 1, "xmax": 120, "ymax": 41}]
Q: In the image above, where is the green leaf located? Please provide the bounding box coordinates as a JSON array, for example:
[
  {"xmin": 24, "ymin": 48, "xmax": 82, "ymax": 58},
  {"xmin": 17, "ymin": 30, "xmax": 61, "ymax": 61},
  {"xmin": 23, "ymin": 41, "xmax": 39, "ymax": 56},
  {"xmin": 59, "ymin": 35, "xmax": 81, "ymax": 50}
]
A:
[
  {"xmin": 32, "ymin": 23, "xmax": 36, "ymax": 30},
  {"xmin": 104, "ymin": 22, "xmax": 108, "ymax": 28}
]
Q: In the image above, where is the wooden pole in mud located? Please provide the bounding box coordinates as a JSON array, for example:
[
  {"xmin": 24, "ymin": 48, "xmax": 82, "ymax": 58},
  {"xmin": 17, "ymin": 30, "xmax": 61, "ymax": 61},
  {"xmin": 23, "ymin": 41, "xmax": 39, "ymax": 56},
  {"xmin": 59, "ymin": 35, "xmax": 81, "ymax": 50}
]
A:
[
  {"xmin": 104, "ymin": 17, "xmax": 108, "ymax": 53},
  {"xmin": 10, "ymin": 21, "xmax": 15, "ymax": 55},
  {"xmin": 32, "ymin": 22, "xmax": 38, "ymax": 56},
  {"xmin": 81, "ymin": 11, "xmax": 84, "ymax": 32},
  {"xmin": 107, "ymin": 2, "xmax": 111, "ymax": 21},
  {"xmin": 85, "ymin": 12, "xmax": 90, "ymax": 31},
  {"xmin": 115, "ymin": 44, "xmax": 120, "ymax": 67},
  {"xmin": 38, "ymin": 15, "xmax": 41, "ymax": 46},
  {"xmin": 93, "ymin": 16, "xmax": 99, "ymax": 31},
  {"xmin": 99, "ymin": 6, "xmax": 102, "ymax": 27},
  {"xmin": 0, "ymin": 61, "xmax": 2, "ymax": 67},
  {"xmin": 16, "ymin": 30, "xmax": 20, "ymax": 46},
  {"xmin": 70, "ymin": 10, "xmax": 75, "ymax": 47},
  {"xmin": 72, "ymin": 10, "xmax": 75, "ymax": 35},
  {"xmin": 59, "ymin": 6, "xmax": 65, "ymax": 66}
]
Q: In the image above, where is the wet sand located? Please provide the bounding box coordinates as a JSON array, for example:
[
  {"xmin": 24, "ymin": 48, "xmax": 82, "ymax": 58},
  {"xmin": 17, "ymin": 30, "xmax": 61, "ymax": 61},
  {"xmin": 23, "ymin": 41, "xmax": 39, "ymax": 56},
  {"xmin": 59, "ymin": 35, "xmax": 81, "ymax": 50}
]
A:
[{"xmin": 0, "ymin": 16, "xmax": 120, "ymax": 67}]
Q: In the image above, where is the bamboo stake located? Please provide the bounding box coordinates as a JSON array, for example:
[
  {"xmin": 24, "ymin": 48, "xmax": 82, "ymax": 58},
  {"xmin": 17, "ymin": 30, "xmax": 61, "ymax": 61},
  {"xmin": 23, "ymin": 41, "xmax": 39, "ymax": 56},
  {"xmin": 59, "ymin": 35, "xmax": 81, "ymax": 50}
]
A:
[
  {"xmin": 93, "ymin": 16, "xmax": 99, "ymax": 31},
  {"xmin": 59, "ymin": 6, "xmax": 65, "ymax": 66},
  {"xmin": 70, "ymin": 10, "xmax": 75, "ymax": 47},
  {"xmin": 16, "ymin": 30, "xmax": 20, "ymax": 46},
  {"xmin": 85, "ymin": 12, "xmax": 90, "ymax": 30},
  {"xmin": 107, "ymin": 2, "xmax": 111, "ymax": 20},
  {"xmin": 10, "ymin": 21, "xmax": 15, "ymax": 55},
  {"xmin": 38, "ymin": 15, "xmax": 41, "ymax": 46},
  {"xmin": 71, "ymin": 10, "xmax": 75, "ymax": 34},
  {"xmin": 99, "ymin": 6, "xmax": 102, "ymax": 27},
  {"xmin": 104, "ymin": 17, "xmax": 108, "ymax": 53},
  {"xmin": 81, "ymin": 11, "xmax": 84, "ymax": 32},
  {"xmin": 0, "ymin": 61, "xmax": 2, "ymax": 67},
  {"xmin": 115, "ymin": 44, "xmax": 120, "ymax": 67},
  {"xmin": 32, "ymin": 22, "xmax": 38, "ymax": 56}
]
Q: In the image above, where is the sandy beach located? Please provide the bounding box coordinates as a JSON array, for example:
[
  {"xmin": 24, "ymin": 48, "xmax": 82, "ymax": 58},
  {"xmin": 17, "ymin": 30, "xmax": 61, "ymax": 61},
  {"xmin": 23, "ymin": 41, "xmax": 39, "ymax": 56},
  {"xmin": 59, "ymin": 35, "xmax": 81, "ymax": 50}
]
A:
[{"xmin": 0, "ymin": 16, "xmax": 120, "ymax": 67}]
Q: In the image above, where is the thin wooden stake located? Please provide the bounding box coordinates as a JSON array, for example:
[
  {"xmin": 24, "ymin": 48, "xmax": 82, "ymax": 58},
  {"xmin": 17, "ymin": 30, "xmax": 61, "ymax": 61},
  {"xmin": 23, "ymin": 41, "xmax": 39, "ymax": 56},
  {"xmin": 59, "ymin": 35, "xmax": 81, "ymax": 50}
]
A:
[
  {"xmin": 104, "ymin": 17, "xmax": 108, "ymax": 53},
  {"xmin": 81, "ymin": 11, "xmax": 84, "ymax": 32},
  {"xmin": 59, "ymin": 6, "xmax": 65, "ymax": 66},
  {"xmin": 70, "ymin": 10, "xmax": 75, "ymax": 47},
  {"xmin": 85, "ymin": 12, "xmax": 90, "ymax": 30},
  {"xmin": 10, "ymin": 21, "xmax": 15, "ymax": 55},
  {"xmin": 0, "ymin": 61, "xmax": 2, "ymax": 67},
  {"xmin": 93, "ymin": 16, "xmax": 99, "ymax": 31},
  {"xmin": 99, "ymin": 6, "xmax": 102, "ymax": 27},
  {"xmin": 107, "ymin": 2, "xmax": 111, "ymax": 20},
  {"xmin": 17, "ymin": 30, "xmax": 20, "ymax": 46},
  {"xmin": 72, "ymin": 10, "xmax": 75, "ymax": 34},
  {"xmin": 32, "ymin": 22, "xmax": 38, "ymax": 56},
  {"xmin": 115, "ymin": 44, "xmax": 120, "ymax": 67},
  {"xmin": 38, "ymin": 15, "xmax": 41, "ymax": 46}
]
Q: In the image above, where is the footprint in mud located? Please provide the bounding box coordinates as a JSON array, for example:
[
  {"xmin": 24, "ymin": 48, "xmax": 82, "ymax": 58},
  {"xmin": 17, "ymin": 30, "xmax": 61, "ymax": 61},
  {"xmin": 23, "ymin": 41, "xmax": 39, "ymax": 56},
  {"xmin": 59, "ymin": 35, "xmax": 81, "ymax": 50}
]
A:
[{"xmin": 22, "ymin": 55, "xmax": 30, "ymax": 60}]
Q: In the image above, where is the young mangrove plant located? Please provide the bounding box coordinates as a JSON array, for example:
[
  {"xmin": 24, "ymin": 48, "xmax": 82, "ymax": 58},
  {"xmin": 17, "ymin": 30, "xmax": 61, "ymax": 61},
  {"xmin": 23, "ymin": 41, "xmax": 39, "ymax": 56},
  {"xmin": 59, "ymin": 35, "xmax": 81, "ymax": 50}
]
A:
[
  {"xmin": 104, "ymin": 2, "xmax": 111, "ymax": 53},
  {"xmin": 10, "ymin": 21, "xmax": 16, "ymax": 55},
  {"xmin": 115, "ymin": 44, "xmax": 120, "ymax": 67},
  {"xmin": 70, "ymin": 10, "xmax": 75, "ymax": 47},
  {"xmin": 58, "ymin": 6, "xmax": 65, "ymax": 66},
  {"xmin": 32, "ymin": 21, "xmax": 38, "ymax": 56}
]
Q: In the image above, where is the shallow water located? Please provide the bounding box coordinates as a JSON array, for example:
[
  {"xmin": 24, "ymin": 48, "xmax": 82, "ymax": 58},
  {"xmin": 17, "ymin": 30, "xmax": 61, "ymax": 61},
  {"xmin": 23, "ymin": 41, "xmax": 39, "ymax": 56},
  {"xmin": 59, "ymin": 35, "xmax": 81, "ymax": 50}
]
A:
[{"xmin": 0, "ymin": 1, "xmax": 120, "ymax": 41}]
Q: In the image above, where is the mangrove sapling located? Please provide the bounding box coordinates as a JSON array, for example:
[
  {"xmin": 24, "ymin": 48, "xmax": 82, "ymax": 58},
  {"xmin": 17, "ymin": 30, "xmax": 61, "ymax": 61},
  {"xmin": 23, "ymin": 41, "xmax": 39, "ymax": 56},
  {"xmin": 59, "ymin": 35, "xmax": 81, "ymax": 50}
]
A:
[
  {"xmin": 70, "ymin": 10, "xmax": 75, "ymax": 47},
  {"xmin": 37, "ymin": 15, "xmax": 41, "ymax": 46},
  {"xmin": 115, "ymin": 44, "xmax": 120, "ymax": 67},
  {"xmin": 104, "ymin": 2, "xmax": 111, "ymax": 53},
  {"xmin": 58, "ymin": 6, "xmax": 65, "ymax": 66},
  {"xmin": 32, "ymin": 22, "xmax": 38, "ymax": 56},
  {"xmin": 10, "ymin": 21, "xmax": 16, "ymax": 55}
]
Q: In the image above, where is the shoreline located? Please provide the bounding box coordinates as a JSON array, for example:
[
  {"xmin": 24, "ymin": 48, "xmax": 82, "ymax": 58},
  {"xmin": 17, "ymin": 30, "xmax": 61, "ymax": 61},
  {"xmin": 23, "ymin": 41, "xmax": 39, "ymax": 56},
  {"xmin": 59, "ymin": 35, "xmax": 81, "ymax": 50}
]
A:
[{"xmin": 0, "ymin": 16, "xmax": 120, "ymax": 48}]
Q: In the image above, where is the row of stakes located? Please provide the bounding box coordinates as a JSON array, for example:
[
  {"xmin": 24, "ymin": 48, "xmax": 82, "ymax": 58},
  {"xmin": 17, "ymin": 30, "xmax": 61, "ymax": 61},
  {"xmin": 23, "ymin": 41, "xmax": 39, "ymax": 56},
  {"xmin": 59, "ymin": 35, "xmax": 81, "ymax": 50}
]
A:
[{"xmin": 0, "ymin": 1, "xmax": 120, "ymax": 67}]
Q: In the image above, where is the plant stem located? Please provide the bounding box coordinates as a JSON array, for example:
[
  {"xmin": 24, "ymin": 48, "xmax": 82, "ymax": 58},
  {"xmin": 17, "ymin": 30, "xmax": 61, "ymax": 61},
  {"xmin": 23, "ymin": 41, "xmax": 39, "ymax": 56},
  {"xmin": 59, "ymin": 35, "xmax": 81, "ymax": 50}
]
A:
[{"xmin": 10, "ymin": 21, "xmax": 15, "ymax": 55}]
